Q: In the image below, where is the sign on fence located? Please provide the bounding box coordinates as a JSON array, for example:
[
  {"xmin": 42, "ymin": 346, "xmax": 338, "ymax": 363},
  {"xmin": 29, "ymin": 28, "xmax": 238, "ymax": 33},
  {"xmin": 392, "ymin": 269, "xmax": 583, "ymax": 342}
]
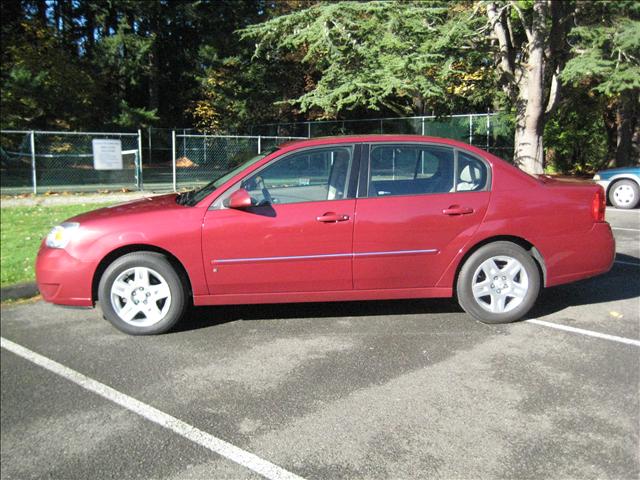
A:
[{"xmin": 92, "ymin": 139, "xmax": 123, "ymax": 170}]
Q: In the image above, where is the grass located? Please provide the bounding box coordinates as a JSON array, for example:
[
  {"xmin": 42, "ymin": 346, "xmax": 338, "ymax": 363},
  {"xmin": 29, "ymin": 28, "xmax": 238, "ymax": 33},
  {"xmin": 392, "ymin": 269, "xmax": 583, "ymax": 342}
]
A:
[{"xmin": 0, "ymin": 203, "xmax": 113, "ymax": 287}]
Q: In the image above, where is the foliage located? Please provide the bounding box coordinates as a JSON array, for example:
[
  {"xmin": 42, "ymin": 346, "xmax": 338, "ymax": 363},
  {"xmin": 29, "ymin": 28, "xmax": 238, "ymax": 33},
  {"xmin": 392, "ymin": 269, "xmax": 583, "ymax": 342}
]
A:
[
  {"xmin": 0, "ymin": 0, "xmax": 637, "ymax": 171},
  {"xmin": 559, "ymin": 0, "xmax": 640, "ymax": 166},
  {"xmin": 544, "ymin": 89, "xmax": 608, "ymax": 174},
  {"xmin": 562, "ymin": 3, "xmax": 640, "ymax": 96},
  {"xmin": 1, "ymin": 19, "xmax": 96, "ymax": 130},
  {"xmin": 191, "ymin": 49, "xmax": 308, "ymax": 133},
  {"xmin": 0, "ymin": 0, "xmax": 271, "ymax": 130},
  {"xmin": 113, "ymin": 101, "xmax": 158, "ymax": 129},
  {"xmin": 239, "ymin": 1, "xmax": 493, "ymax": 118}
]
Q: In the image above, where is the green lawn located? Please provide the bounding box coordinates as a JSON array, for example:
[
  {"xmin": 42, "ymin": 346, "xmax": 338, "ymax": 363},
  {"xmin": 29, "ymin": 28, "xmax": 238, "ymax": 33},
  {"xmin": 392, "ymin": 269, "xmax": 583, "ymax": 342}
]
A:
[{"xmin": 0, "ymin": 203, "xmax": 113, "ymax": 287}]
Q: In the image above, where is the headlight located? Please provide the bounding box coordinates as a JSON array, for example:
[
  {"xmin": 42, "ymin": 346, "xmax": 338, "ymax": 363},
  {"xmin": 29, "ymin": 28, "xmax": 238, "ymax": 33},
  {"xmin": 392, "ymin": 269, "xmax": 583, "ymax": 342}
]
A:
[
  {"xmin": 593, "ymin": 174, "xmax": 601, "ymax": 181},
  {"xmin": 45, "ymin": 222, "xmax": 80, "ymax": 248}
]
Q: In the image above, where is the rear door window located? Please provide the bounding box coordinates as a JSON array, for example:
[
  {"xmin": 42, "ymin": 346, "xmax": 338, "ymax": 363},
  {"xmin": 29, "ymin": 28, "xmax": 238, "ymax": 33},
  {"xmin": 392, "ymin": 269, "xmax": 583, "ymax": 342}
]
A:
[{"xmin": 368, "ymin": 145, "xmax": 455, "ymax": 197}]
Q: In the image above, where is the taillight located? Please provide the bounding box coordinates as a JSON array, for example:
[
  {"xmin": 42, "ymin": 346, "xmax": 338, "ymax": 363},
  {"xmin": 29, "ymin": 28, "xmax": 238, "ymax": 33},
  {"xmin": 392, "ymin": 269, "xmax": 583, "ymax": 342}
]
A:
[{"xmin": 592, "ymin": 187, "xmax": 606, "ymax": 222}]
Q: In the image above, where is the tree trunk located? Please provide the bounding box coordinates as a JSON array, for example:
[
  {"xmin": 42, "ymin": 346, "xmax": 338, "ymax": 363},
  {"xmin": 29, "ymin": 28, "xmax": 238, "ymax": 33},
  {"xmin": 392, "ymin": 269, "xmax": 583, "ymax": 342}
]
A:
[
  {"xmin": 488, "ymin": 0, "xmax": 571, "ymax": 175},
  {"xmin": 513, "ymin": 1, "xmax": 547, "ymax": 174},
  {"xmin": 36, "ymin": 0, "xmax": 47, "ymax": 25},
  {"xmin": 84, "ymin": 7, "xmax": 95, "ymax": 58},
  {"xmin": 514, "ymin": 116, "xmax": 544, "ymax": 173},
  {"xmin": 615, "ymin": 89, "xmax": 639, "ymax": 167},
  {"xmin": 148, "ymin": 10, "xmax": 161, "ymax": 115},
  {"xmin": 603, "ymin": 100, "xmax": 617, "ymax": 168},
  {"xmin": 53, "ymin": 0, "xmax": 61, "ymax": 33},
  {"xmin": 514, "ymin": 27, "xmax": 545, "ymax": 173}
]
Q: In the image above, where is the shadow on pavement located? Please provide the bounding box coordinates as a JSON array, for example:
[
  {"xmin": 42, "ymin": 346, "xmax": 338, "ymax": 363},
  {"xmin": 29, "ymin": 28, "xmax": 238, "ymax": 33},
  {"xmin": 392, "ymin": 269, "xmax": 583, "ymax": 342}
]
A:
[
  {"xmin": 528, "ymin": 253, "xmax": 640, "ymax": 318},
  {"xmin": 176, "ymin": 253, "xmax": 639, "ymax": 333},
  {"xmin": 176, "ymin": 298, "xmax": 461, "ymax": 333}
]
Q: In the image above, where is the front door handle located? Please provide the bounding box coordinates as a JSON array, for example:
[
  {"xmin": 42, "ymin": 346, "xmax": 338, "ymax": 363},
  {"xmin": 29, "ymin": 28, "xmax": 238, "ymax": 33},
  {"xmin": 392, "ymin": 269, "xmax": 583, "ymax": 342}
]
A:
[
  {"xmin": 317, "ymin": 212, "xmax": 350, "ymax": 223},
  {"xmin": 442, "ymin": 205, "xmax": 474, "ymax": 216}
]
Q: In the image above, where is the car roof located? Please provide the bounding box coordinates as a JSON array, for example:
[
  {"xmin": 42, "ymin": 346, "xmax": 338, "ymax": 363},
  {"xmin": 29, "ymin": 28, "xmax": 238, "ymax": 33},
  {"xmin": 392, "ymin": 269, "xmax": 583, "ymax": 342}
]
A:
[
  {"xmin": 276, "ymin": 135, "xmax": 476, "ymax": 151},
  {"xmin": 195, "ymin": 134, "xmax": 536, "ymax": 208}
]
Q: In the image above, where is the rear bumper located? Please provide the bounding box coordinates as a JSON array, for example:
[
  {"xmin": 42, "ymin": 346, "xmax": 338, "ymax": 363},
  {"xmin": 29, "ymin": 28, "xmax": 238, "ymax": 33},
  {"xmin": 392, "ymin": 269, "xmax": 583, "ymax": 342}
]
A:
[
  {"xmin": 544, "ymin": 222, "xmax": 615, "ymax": 287},
  {"xmin": 35, "ymin": 246, "xmax": 95, "ymax": 307}
]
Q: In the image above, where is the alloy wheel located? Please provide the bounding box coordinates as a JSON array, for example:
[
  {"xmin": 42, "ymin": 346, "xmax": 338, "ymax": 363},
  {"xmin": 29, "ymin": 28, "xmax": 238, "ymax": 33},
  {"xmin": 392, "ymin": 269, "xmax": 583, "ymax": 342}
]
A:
[
  {"xmin": 110, "ymin": 267, "xmax": 172, "ymax": 327},
  {"xmin": 471, "ymin": 255, "xmax": 529, "ymax": 314}
]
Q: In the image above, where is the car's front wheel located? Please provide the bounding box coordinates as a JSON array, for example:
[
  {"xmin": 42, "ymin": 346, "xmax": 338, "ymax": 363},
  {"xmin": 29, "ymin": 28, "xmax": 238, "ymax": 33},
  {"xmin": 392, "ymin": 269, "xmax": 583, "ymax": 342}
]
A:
[
  {"xmin": 456, "ymin": 241, "xmax": 541, "ymax": 324},
  {"xmin": 98, "ymin": 252, "xmax": 188, "ymax": 335},
  {"xmin": 609, "ymin": 179, "xmax": 640, "ymax": 209}
]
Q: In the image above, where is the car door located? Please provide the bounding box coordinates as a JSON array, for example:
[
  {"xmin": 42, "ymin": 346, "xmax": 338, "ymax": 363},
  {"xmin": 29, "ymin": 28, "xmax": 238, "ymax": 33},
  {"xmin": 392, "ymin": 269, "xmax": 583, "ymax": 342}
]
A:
[
  {"xmin": 202, "ymin": 145, "xmax": 358, "ymax": 295},
  {"xmin": 353, "ymin": 143, "xmax": 491, "ymax": 290}
]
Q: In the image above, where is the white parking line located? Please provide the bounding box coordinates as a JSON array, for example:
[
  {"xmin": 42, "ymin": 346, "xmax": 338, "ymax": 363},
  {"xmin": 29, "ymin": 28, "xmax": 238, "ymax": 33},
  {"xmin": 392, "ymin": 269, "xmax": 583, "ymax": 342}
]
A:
[
  {"xmin": 0, "ymin": 337, "xmax": 305, "ymax": 480},
  {"xmin": 612, "ymin": 227, "xmax": 640, "ymax": 232},
  {"xmin": 525, "ymin": 319, "xmax": 640, "ymax": 347},
  {"xmin": 607, "ymin": 208, "xmax": 640, "ymax": 214}
]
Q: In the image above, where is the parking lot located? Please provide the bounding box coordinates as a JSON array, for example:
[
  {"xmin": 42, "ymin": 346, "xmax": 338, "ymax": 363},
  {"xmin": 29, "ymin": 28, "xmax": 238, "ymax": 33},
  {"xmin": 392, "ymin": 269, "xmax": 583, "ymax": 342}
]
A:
[{"xmin": 1, "ymin": 207, "xmax": 638, "ymax": 479}]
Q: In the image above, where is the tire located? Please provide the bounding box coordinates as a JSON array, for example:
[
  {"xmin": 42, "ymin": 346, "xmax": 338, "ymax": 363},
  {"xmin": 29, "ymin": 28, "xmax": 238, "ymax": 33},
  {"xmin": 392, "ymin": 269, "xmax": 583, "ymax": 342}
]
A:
[
  {"xmin": 456, "ymin": 241, "xmax": 541, "ymax": 324},
  {"xmin": 608, "ymin": 179, "xmax": 640, "ymax": 209},
  {"xmin": 98, "ymin": 252, "xmax": 188, "ymax": 335}
]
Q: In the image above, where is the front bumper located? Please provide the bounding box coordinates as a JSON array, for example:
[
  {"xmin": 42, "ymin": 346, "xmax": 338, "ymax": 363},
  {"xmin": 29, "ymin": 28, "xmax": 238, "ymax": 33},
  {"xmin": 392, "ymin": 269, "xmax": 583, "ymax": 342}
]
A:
[{"xmin": 35, "ymin": 246, "xmax": 95, "ymax": 307}]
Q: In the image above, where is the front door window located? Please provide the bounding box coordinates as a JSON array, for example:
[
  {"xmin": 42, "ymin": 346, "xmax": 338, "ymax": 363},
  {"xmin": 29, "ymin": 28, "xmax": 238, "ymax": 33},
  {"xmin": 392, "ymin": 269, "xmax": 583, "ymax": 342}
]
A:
[{"xmin": 242, "ymin": 146, "xmax": 353, "ymax": 205}]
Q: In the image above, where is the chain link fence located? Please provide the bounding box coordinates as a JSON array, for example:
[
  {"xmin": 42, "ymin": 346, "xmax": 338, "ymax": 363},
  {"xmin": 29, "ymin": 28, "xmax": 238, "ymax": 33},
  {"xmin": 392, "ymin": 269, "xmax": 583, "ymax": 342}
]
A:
[
  {"xmin": 171, "ymin": 134, "xmax": 305, "ymax": 190},
  {"xmin": 1, "ymin": 130, "xmax": 142, "ymax": 195},
  {"xmin": 0, "ymin": 130, "xmax": 301, "ymax": 194},
  {"xmin": 0, "ymin": 131, "xmax": 33, "ymax": 192},
  {"xmin": 140, "ymin": 127, "xmax": 189, "ymax": 191},
  {"xmin": 143, "ymin": 127, "xmax": 198, "ymax": 165},
  {"xmin": 1, "ymin": 113, "xmax": 514, "ymax": 195},
  {"xmin": 249, "ymin": 113, "xmax": 514, "ymax": 161}
]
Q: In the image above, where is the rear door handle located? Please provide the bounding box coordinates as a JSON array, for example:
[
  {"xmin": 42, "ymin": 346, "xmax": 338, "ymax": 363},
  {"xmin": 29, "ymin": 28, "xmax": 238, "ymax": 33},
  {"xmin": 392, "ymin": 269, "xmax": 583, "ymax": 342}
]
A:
[
  {"xmin": 317, "ymin": 212, "xmax": 350, "ymax": 222},
  {"xmin": 442, "ymin": 205, "xmax": 474, "ymax": 216}
]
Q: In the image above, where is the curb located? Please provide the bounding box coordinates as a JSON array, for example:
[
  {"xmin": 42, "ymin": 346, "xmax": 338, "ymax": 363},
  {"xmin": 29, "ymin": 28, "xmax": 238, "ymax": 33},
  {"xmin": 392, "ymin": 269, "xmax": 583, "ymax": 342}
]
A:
[{"xmin": 0, "ymin": 282, "xmax": 39, "ymax": 302}]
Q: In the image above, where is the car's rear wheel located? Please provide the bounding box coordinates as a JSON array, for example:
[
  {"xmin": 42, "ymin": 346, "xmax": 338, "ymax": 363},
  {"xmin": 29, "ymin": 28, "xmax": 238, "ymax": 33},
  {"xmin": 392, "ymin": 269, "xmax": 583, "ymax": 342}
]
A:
[
  {"xmin": 456, "ymin": 242, "xmax": 540, "ymax": 324},
  {"xmin": 609, "ymin": 179, "xmax": 639, "ymax": 209},
  {"xmin": 98, "ymin": 252, "xmax": 187, "ymax": 335}
]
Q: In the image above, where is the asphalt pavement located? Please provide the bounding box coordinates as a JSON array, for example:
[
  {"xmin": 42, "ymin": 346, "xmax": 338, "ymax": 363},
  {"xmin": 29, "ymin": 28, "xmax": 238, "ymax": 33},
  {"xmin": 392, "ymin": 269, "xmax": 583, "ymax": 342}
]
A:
[{"xmin": 1, "ymin": 207, "xmax": 639, "ymax": 479}]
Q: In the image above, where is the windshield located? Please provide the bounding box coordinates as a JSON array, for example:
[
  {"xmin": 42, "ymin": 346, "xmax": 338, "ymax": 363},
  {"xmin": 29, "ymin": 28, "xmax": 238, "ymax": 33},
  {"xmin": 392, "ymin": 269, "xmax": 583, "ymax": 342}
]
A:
[{"xmin": 177, "ymin": 152, "xmax": 271, "ymax": 206}]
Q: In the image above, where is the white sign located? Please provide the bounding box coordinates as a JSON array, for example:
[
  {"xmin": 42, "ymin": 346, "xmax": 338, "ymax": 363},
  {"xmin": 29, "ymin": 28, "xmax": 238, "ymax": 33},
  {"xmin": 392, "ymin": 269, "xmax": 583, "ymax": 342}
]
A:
[{"xmin": 92, "ymin": 139, "xmax": 123, "ymax": 170}]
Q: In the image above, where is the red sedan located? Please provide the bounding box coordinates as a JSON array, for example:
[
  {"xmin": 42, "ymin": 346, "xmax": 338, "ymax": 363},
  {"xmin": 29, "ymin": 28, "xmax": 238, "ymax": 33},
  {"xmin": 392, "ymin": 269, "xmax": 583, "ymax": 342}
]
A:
[{"xmin": 36, "ymin": 135, "xmax": 615, "ymax": 335}]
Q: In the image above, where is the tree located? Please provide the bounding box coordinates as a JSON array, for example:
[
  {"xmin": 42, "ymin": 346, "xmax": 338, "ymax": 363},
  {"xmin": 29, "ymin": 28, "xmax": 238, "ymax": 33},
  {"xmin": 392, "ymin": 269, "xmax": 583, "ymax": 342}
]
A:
[
  {"xmin": 191, "ymin": 49, "xmax": 310, "ymax": 133},
  {"xmin": 239, "ymin": 1, "xmax": 492, "ymax": 119},
  {"xmin": 486, "ymin": 0, "xmax": 574, "ymax": 174},
  {"xmin": 240, "ymin": 0, "xmax": 578, "ymax": 173},
  {"xmin": 93, "ymin": 10, "xmax": 159, "ymax": 128},
  {"xmin": 189, "ymin": 0, "xmax": 318, "ymax": 132},
  {"xmin": 1, "ymin": 0, "xmax": 635, "ymax": 175},
  {"xmin": 1, "ymin": 0, "xmax": 269, "ymax": 130},
  {"xmin": 0, "ymin": 17, "xmax": 96, "ymax": 129},
  {"xmin": 544, "ymin": 87, "xmax": 608, "ymax": 174},
  {"xmin": 560, "ymin": 1, "xmax": 640, "ymax": 167}
]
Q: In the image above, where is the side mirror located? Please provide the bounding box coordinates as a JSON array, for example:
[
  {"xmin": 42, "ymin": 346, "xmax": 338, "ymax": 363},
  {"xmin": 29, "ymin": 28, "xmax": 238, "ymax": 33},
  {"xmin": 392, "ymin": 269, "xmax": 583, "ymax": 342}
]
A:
[{"xmin": 227, "ymin": 188, "xmax": 253, "ymax": 209}]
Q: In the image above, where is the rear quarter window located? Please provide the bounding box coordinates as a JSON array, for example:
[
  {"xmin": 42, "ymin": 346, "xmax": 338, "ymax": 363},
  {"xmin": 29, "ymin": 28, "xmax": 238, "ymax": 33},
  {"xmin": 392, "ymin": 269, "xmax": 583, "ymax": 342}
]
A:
[{"xmin": 455, "ymin": 151, "xmax": 488, "ymax": 192}]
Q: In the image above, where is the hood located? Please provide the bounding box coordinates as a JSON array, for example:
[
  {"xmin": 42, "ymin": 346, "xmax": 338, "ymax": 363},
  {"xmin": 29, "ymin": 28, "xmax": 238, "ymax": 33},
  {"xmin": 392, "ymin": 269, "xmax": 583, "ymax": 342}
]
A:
[{"xmin": 68, "ymin": 193, "xmax": 183, "ymax": 224}]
